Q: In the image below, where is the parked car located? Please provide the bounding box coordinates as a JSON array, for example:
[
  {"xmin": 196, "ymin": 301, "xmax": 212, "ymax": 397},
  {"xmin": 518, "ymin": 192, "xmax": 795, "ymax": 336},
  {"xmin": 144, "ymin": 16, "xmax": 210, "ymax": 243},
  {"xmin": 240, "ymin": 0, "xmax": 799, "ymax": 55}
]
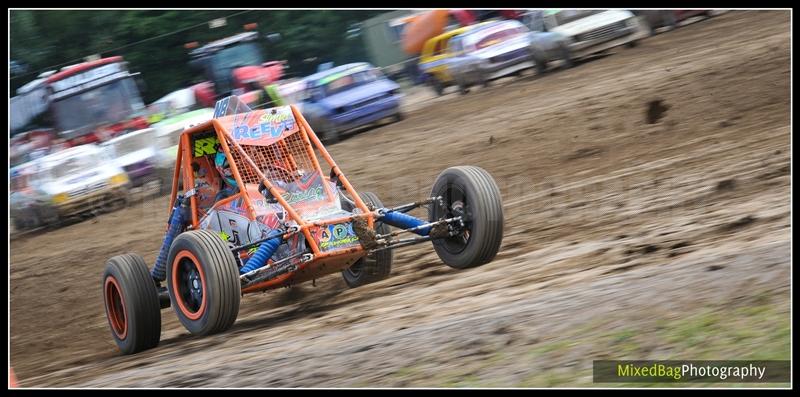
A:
[
  {"xmin": 632, "ymin": 10, "xmax": 717, "ymax": 34},
  {"xmin": 16, "ymin": 144, "xmax": 131, "ymax": 222},
  {"xmin": 301, "ymin": 62, "xmax": 403, "ymax": 143},
  {"xmin": 418, "ymin": 23, "xmax": 488, "ymax": 95},
  {"xmin": 151, "ymin": 108, "xmax": 216, "ymax": 193},
  {"xmin": 10, "ymin": 161, "xmax": 59, "ymax": 231},
  {"xmin": 448, "ymin": 19, "xmax": 573, "ymax": 94},
  {"xmin": 101, "ymin": 128, "xmax": 161, "ymax": 191},
  {"xmin": 528, "ymin": 10, "xmax": 649, "ymax": 60}
]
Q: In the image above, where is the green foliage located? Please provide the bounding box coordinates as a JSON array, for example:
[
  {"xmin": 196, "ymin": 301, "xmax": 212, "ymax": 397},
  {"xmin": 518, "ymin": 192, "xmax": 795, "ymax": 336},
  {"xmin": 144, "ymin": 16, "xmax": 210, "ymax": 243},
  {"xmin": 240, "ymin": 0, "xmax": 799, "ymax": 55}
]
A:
[{"xmin": 10, "ymin": 10, "xmax": 384, "ymax": 102}]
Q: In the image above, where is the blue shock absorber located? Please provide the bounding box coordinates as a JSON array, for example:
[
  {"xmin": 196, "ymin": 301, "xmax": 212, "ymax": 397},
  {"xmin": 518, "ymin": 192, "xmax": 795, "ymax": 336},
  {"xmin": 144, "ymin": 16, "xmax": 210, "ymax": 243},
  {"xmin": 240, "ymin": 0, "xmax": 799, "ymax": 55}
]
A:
[
  {"xmin": 239, "ymin": 236, "xmax": 282, "ymax": 275},
  {"xmin": 151, "ymin": 197, "xmax": 185, "ymax": 281},
  {"xmin": 381, "ymin": 211, "xmax": 431, "ymax": 236}
]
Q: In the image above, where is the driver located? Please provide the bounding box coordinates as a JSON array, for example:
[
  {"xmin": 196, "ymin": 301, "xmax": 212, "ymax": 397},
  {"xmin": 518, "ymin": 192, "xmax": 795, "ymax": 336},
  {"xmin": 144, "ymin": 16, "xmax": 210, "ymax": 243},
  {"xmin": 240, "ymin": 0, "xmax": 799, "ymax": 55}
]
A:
[{"xmin": 214, "ymin": 152, "xmax": 240, "ymax": 201}]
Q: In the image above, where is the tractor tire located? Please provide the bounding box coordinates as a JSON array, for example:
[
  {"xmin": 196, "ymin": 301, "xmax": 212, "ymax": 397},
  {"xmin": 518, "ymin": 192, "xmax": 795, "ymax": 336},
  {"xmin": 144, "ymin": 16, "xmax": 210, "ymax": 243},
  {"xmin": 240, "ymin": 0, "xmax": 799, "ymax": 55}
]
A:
[
  {"xmin": 429, "ymin": 166, "xmax": 504, "ymax": 269},
  {"xmin": 342, "ymin": 192, "xmax": 393, "ymax": 287},
  {"xmin": 167, "ymin": 230, "xmax": 240, "ymax": 336},
  {"xmin": 102, "ymin": 253, "xmax": 162, "ymax": 354}
]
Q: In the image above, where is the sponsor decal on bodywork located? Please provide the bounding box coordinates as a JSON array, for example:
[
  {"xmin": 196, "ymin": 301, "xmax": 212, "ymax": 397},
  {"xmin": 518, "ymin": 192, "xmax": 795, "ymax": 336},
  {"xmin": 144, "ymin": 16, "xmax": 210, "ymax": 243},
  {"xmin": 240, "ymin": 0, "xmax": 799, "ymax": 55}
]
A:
[
  {"xmin": 315, "ymin": 222, "xmax": 360, "ymax": 251},
  {"xmin": 217, "ymin": 106, "xmax": 298, "ymax": 146},
  {"xmin": 192, "ymin": 130, "xmax": 220, "ymax": 157}
]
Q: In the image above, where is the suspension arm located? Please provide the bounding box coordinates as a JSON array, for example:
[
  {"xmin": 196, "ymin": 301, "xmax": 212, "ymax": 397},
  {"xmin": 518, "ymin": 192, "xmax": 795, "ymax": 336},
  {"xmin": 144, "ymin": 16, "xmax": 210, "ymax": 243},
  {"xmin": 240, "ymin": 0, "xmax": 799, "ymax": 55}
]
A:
[
  {"xmin": 375, "ymin": 216, "xmax": 463, "ymax": 240},
  {"xmin": 241, "ymin": 252, "xmax": 314, "ymax": 287},
  {"xmin": 381, "ymin": 196, "xmax": 443, "ymax": 214},
  {"xmin": 368, "ymin": 235, "xmax": 434, "ymax": 253}
]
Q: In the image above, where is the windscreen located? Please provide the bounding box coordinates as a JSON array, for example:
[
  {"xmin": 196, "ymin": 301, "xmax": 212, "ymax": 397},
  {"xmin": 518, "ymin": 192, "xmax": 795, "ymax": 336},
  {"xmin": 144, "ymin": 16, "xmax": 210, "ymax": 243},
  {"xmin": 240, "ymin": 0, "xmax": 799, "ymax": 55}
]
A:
[
  {"xmin": 51, "ymin": 77, "xmax": 144, "ymax": 131},
  {"xmin": 44, "ymin": 151, "xmax": 99, "ymax": 179},
  {"xmin": 320, "ymin": 69, "xmax": 380, "ymax": 97},
  {"xmin": 550, "ymin": 10, "xmax": 602, "ymax": 26},
  {"xmin": 464, "ymin": 22, "xmax": 529, "ymax": 51}
]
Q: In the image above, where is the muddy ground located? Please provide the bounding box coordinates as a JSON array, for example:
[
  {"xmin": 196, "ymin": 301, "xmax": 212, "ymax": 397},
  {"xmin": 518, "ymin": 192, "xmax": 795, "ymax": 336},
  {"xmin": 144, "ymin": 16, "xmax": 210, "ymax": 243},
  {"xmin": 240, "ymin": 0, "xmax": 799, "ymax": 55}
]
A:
[{"xmin": 10, "ymin": 11, "xmax": 791, "ymax": 387}]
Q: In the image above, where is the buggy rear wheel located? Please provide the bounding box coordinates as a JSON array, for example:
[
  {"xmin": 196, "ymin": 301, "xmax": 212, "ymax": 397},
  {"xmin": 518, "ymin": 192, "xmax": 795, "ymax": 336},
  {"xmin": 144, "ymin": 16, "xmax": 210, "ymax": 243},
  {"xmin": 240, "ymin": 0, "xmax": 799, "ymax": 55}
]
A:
[
  {"xmin": 102, "ymin": 253, "xmax": 161, "ymax": 354},
  {"xmin": 167, "ymin": 230, "xmax": 240, "ymax": 336},
  {"xmin": 429, "ymin": 166, "xmax": 504, "ymax": 269},
  {"xmin": 342, "ymin": 192, "xmax": 393, "ymax": 287}
]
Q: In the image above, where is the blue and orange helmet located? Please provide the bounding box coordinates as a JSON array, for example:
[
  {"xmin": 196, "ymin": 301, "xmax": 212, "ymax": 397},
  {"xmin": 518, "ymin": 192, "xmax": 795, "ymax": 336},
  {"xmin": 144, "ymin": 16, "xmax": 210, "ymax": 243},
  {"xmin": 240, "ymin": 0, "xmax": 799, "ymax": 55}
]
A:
[{"xmin": 215, "ymin": 152, "xmax": 238, "ymax": 188}]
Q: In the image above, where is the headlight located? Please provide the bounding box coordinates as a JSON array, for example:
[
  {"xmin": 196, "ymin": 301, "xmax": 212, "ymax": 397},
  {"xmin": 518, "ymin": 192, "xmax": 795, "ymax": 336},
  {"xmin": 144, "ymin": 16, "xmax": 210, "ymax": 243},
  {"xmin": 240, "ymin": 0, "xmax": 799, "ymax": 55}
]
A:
[
  {"xmin": 52, "ymin": 193, "xmax": 69, "ymax": 204},
  {"xmin": 110, "ymin": 173, "xmax": 130, "ymax": 185}
]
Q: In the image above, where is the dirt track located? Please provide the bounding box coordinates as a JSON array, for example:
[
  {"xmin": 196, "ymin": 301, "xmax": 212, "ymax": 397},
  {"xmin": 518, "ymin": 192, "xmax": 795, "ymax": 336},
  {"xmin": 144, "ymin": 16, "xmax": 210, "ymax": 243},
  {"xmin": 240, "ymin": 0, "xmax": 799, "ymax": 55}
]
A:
[{"xmin": 10, "ymin": 11, "xmax": 791, "ymax": 387}]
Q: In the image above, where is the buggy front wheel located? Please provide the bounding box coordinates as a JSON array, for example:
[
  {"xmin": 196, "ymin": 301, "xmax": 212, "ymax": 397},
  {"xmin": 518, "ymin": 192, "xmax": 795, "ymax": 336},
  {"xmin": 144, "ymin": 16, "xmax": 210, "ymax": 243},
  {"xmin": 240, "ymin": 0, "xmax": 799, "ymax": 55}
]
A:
[
  {"xmin": 167, "ymin": 230, "xmax": 241, "ymax": 336},
  {"xmin": 429, "ymin": 166, "xmax": 504, "ymax": 269},
  {"xmin": 102, "ymin": 253, "xmax": 162, "ymax": 354}
]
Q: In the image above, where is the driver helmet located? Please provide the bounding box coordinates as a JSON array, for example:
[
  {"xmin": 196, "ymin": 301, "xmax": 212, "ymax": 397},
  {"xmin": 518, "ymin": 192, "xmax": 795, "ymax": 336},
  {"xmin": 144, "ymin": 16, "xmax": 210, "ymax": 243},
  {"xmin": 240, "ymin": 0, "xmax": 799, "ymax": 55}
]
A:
[{"xmin": 215, "ymin": 152, "xmax": 238, "ymax": 188}]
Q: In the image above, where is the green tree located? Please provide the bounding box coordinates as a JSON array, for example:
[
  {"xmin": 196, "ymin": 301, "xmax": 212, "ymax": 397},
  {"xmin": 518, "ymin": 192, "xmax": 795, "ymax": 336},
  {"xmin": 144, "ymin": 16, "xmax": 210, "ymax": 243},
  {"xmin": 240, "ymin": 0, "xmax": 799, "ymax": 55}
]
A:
[{"xmin": 10, "ymin": 10, "xmax": 386, "ymax": 102}]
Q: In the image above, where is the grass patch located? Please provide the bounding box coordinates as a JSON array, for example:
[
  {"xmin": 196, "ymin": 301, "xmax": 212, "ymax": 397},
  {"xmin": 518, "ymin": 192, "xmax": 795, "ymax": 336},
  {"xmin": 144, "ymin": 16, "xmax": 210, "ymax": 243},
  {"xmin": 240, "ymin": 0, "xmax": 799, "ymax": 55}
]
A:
[{"xmin": 513, "ymin": 298, "xmax": 789, "ymax": 387}]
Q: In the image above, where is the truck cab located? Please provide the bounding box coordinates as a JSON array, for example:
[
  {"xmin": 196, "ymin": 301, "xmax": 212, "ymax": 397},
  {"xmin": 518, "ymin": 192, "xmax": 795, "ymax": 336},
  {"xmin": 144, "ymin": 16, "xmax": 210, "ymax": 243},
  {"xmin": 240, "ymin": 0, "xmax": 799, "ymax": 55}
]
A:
[{"xmin": 188, "ymin": 31, "xmax": 285, "ymax": 108}]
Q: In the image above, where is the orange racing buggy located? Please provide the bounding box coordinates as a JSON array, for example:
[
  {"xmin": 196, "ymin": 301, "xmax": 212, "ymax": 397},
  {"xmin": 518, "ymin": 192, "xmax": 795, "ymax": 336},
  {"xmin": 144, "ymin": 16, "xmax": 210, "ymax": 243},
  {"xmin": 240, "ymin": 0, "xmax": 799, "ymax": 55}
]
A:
[{"xmin": 102, "ymin": 96, "xmax": 504, "ymax": 354}]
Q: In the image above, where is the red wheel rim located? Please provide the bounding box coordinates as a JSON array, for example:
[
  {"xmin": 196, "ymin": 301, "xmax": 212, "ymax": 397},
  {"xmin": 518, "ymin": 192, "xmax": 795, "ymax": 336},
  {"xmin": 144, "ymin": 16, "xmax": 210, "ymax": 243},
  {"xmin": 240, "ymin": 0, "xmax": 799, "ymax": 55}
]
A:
[
  {"xmin": 171, "ymin": 250, "xmax": 207, "ymax": 320},
  {"xmin": 104, "ymin": 276, "xmax": 128, "ymax": 340}
]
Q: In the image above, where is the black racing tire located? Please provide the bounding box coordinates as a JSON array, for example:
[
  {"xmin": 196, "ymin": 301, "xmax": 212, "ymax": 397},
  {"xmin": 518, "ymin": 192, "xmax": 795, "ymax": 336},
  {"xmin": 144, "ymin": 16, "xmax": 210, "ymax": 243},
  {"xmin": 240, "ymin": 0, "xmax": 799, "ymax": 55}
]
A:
[
  {"xmin": 530, "ymin": 48, "xmax": 547, "ymax": 75},
  {"xmin": 559, "ymin": 43, "xmax": 574, "ymax": 69},
  {"xmin": 318, "ymin": 119, "xmax": 340, "ymax": 145},
  {"xmin": 456, "ymin": 77, "xmax": 470, "ymax": 95},
  {"xmin": 394, "ymin": 111, "xmax": 405, "ymax": 122},
  {"xmin": 167, "ymin": 230, "xmax": 240, "ymax": 336},
  {"xmin": 12, "ymin": 214, "xmax": 29, "ymax": 231},
  {"xmin": 157, "ymin": 167, "xmax": 174, "ymax": 196},
  {"xmin": 103, "ymin": 253, "xmax": 162, "ymax": 355},
  {"xmin": 429, "ymin": 76, "xmax": 445, "ymax": 96},
  {"xmin": 342, "ymin": 192, "xmax": 393, "ymax": 288},
  {"xmin": 38, "ymin": 206, "xmax": 62, "ymax": 229},
  {"xmin": 429, "ymin": 166, "xmax": 504, "ymax": 269},
  {"xmin": 660, "ymin": 11, "xmax": 678, "ymax": 30},
  {"xmin": 625, "ymin": 40, "xmax": 639, "ymax": 48}
]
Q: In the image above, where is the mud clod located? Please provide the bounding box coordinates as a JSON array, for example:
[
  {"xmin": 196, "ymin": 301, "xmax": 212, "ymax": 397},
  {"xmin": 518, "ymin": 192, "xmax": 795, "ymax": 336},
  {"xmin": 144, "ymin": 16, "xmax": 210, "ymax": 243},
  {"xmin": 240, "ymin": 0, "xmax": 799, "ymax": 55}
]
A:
[
  {"xmin": 671, "ymin": 241, "xmax": 691, "ymax": 250},
  {"xmin": 721, "ymin": 215, "xmax": 757, "ymax": 231},
  {"xmin": 718, "ymin": 120, "xmax": 734, "ymax": 128},
  {"xmin": 715, "ymin": 179, "xmax": 737, "ymax": 192},
  {"xmin": 641, "ymin": 245, "xmax": 660, "ymax": 254},
  {"xmin": 565, "ymin": 147, "xmax": 603, "ymax": 161},
  {"xmin": 646, "ymin": 99, "xmax": 670, "ymax": 124}
]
